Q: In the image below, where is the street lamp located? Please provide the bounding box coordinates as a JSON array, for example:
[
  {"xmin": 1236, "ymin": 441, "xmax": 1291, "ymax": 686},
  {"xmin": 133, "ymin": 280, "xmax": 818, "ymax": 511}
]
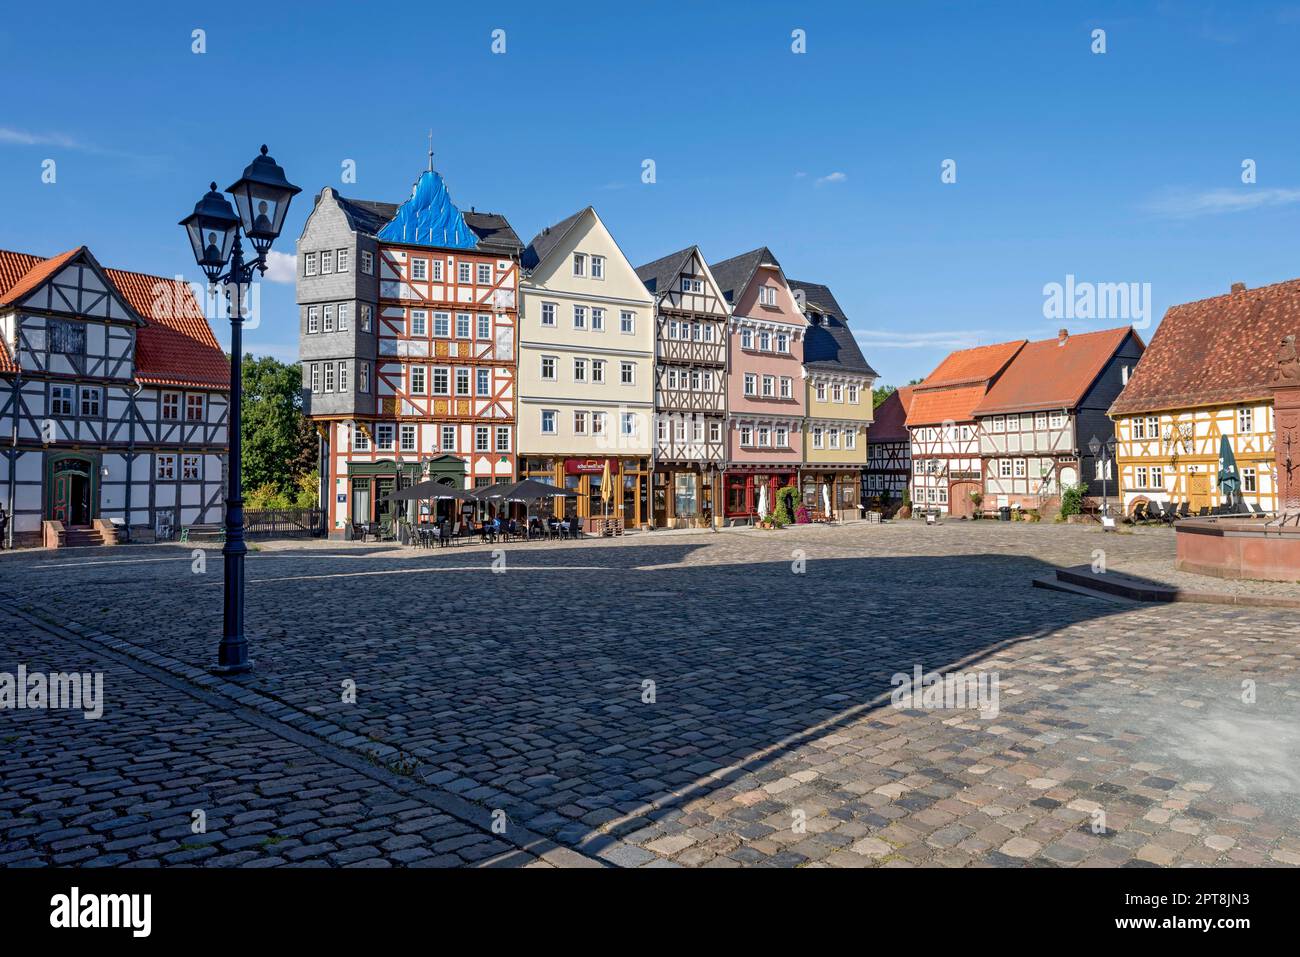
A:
[
  {"xmin": 1088, "ymin": 434, "xmax": 1117, "ymax": 520},
  {"xmin": 179, "ymin": 146, "xmax": 300, "ymax": 674}
]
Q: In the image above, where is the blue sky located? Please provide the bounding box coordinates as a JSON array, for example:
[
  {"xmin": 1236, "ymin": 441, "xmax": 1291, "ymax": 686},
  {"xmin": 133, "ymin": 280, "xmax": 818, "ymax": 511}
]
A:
[{"xmin": 2, "ymin": 1, "xmax": 1299, "ymax": 386}]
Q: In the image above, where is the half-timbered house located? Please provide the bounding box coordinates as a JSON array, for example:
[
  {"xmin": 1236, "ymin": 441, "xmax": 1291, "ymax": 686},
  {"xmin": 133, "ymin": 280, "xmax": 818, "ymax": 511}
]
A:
[
  {"xmin": 972, "ymin": 327, "xmax": 1144, "ymax": 511},
  {"xmin": 789, "ymin": 280, "xmax": 876, "ymax": 521},
  {"xmin": 636, "ymin": 245, "xmax": 729, "ymax": 528},
  {"xmin": 710, "ymin": 247, "xmax": 807, "ymax": 523},
  {"xmin": 1109, "ymin": 280, "xmax": 1298, "ymax": 515},
  {"xmin": 906, "ymin": 340, "xmax": 1025, "ymax": 517},
  {"xmin": 301, "ymin": 165, "xmax": 522, "ymax": 534},
  {"xmin": 865, "ymin": 385, "xmax": 914, "ymax": 506},
  {"xmin": 0, "ymin": 246, "xmax": 229, "ymax": 547},
  {"xmin": 518, "ymin": 207, "xmax": 655, "ymax": 527}
]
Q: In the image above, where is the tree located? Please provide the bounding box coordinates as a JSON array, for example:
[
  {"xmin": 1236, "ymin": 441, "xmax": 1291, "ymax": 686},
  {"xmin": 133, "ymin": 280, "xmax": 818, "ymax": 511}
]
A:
[
  {"xmin": 873, "ymin": 378, "xmax": 924, "ymax": 410},
  {"xmin": 240, "ymin": 355, "xmax": 317, "ymax": 497}
]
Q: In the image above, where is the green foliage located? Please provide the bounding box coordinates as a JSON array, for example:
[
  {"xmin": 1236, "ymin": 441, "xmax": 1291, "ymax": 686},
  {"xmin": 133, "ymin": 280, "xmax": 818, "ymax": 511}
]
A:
[
  {"xmin": 873, "ymin": 385, "xmax": 895, "ymax": 410},
  {"xmin": 772, "ymin": 485, "xmax": 799, "ymax": 527},
  {"xmin": 293, "ymin": 471, "xmax": 319, "ymax": 509},
  {"xmin": 1058, "ymin": 481, "xmax": 1088, "ymax": 519},
  {"xmin": 241, "ymin": 355, "xmax": 317, "ymax": 498},
  {"xmin": 246, "ymin": 482, "xmax": 291, "ymax": 510}
]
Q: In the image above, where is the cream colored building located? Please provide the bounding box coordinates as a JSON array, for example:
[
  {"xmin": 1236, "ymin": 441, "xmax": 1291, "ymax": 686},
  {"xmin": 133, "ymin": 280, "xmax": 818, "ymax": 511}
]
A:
[{"xmin": 517, "ymin": 206, "xmax": 656, "ymax": 525}]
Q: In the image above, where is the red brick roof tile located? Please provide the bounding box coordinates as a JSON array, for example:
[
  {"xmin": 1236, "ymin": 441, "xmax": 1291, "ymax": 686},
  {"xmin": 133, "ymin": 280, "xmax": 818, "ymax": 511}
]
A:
[
  {"xmin": 1109, "ymin": 279, "xmax": 1300, "ymax": 415},
  {"xmin": 906, "ymin": 340, "xmax": 1026, "ymax": 425},
  {"xmin": 868, "ymin": 385, "xmax": 914, "ymax": 441},
  {"xmin": 972, "ymin": 326, "xmax": 1139, "ymax": 417},
  {"xmin": 0, "ymin": 248, "xmax": 228, "ymax": 390}
]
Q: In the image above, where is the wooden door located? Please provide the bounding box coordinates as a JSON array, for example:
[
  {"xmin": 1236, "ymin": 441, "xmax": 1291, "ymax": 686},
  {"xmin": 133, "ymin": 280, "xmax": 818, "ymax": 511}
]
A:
[
  {"xmin": 949, "ymin": 481, "xmax": 978, "ymax": 518},
  {"xmin": 1188, "ymin": 473, "xmax": 1210, "ymax": 512}
]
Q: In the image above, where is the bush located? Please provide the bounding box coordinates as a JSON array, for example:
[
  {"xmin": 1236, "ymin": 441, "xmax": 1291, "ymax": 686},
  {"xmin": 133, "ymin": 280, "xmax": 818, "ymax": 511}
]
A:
[
  {"xmin": 772, "ymin": 485, "xmax": 799, "ymax": 527},
  {"xmin": 1058, "ymin": 482, "xmax": 1088, "ymax": 519},
  {"xmin": 293, "ymin": 470, "xmax": 319, "ymax": 509},
  {"xmin": 795, "ymin": 505, "xmax": 811, "ymax": 524},
  {"xmin": 246, "ymin": 482, "xmax": 291, "ymax": 511}
]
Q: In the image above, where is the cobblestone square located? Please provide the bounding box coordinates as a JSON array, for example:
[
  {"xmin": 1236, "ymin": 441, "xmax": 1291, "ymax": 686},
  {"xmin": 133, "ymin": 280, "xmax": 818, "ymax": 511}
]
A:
[{"xmin": 3, "ymin": 521, "xmax": 1299, "ymax": 868}]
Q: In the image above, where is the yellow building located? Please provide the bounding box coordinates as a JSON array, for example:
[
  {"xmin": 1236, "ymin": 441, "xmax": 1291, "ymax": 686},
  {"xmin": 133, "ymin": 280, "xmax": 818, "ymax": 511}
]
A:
[
  {"xmin": 789, "ymin": 281, "xmax": 877, "ymax": 520},
  {"xmin": 1109, "ymin": 280, "xmax": 1294, "ymax": 515},
  {"xmin": 516, "ymin": 206, "xmax": 656, "ymax": 526}
]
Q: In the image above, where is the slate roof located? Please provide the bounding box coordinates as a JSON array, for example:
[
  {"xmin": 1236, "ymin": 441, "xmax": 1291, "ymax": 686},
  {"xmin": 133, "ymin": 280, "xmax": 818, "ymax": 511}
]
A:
[
  {"xmin": 906, "ymin": 339, "xmax": 1026, "ymax": 425},
  {"xmin": 635, "ymin": 246, "xmax": 696, "ymax": 295},
  {"xmin": 787, "ymin": 279, "xmax": 878, "ymax": 378},
  {"xmin": 709, "ymin": 247, "xmax": 782, "ymax": 304},
  {"xmin": 972, "ymin": 326, "xmax": 1138, "ymax": 417},
  {"xmin": 869, "ymin": 385, "xmax": 914, "ymax": 442},
  {"xmin": 463, "ymin": 210, "xmax": 523, "ymax": 256},
  {"xmin": 336, "ymin": 194, "xmax": 399, "ymax": 236},
  {"xmin": 0, "ymin": 247, "xmax": 229, "ymax": 389},
  {"xmin": 1109, "ymin": 279, "xmax": 1300, "ymax": 415},
  {"xmin": 521, "ymin": 207, "xmax": 590, "ymax": 271}
]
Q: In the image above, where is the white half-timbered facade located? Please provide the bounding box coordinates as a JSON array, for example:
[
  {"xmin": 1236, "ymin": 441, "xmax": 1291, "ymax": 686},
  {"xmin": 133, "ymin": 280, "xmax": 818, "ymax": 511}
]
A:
[
  {"xmin": 0, "ymin": 246, "xmax": 229, "ymax": 547},
  {"xmin": 973, "ymin": 327, "xmax": 1143, "ymax": 512},
  {"xmin": 905, "ymin": 339, "xmax": 1026, "ymax": 517},
  {"xmin": 636, "ymin": 245, "xmax": 730, "ymax": 527},
  {"xmin": 864, "ymin": 385, "xmax": 913, "ymax": 504}
]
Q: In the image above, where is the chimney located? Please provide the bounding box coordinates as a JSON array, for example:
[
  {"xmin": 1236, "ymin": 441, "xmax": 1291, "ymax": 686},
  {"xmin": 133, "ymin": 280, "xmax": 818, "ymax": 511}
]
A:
[
  {"xmin": 1058, "ymin": 328, "xmax": 1069, "ymax": 345},
  {"xmin": 1231, "ymin": 282, "xmax": 1246, "ymax": 294}
]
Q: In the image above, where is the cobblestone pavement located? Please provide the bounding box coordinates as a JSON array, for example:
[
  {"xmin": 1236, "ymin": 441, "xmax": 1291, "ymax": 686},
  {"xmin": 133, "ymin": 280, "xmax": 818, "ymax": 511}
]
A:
[{"xmin": 2, "ymin": 521, "xmax": 1299, "ymax": 868}]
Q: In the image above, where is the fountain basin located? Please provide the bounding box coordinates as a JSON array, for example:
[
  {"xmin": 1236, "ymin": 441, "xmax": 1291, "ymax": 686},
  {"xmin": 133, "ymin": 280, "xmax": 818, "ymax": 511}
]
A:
[{"xmin": 1175, "ymin": 517, "xmax": 1300, "ymax": 582}]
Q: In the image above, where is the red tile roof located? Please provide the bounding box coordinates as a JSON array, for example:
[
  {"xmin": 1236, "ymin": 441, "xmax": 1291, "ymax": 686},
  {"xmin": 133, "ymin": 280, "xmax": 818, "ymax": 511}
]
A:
[
  {"xmin": 1110, "ymin": 280, "xmax": 1300, "ymax": 415},
  {"xmin": 906, "ymin": 340, "xmax": 1026, "ymax": 425},
  {"xmin": 0, "ymin": 248, "xmax": 229, "ymax": 390},
  {"xmin": 106, "ymin": 267, "xmax": 230, "ymax": 389},
  {"xmin": 907, "ymin": 384, "xmax": 992, "ymax": 427},
  {"xmin": 972, "ymin": 326, "xmax": 1139, "ymax": 417},
  {"xmin": 918, "ymin": 339, "xmax": 1026, "ymax": 388},
  {"xmin": 0, "ymin": 247, "xmax": 82, "ymax": 307},
  {"xmin": 868, "ymin": 385, "xmax": 914, "ymax": 441}
]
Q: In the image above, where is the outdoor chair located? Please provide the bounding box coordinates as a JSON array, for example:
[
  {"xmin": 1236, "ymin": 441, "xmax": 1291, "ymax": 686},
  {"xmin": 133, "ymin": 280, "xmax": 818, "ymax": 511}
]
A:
[
  {"xmin": 1177, "ymin": 502, "xmax": 1191, "ymax": 520},
  {"xmin": 573, "ymin": 517, "xmax": 584, "ymax": 539}
]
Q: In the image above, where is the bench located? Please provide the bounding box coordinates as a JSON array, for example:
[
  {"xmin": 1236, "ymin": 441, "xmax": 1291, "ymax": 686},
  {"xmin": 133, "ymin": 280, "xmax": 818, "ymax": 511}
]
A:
[{"xmin": 180, "ymin": 523, "xmax": 226, "ymax": 543}]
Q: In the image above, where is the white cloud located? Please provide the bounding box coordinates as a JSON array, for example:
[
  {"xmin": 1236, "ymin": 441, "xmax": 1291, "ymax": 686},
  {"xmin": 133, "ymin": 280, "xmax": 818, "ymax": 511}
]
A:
[
  {"xmin": 854, "ymin": 328, "xmax": 987, "ymax": 350},
  {"xmin": 0, "ymin": 127, "xmax": 84, "ymax": 149},
  {"xmin": 1143, "ymin": 187, "xmax": 1300, "ymax": 219},
  {"xmin": 262, "ymin": 251, "xmax": 297, "ymax": 284},
  {"xmin": 815, "ymin": 171, "xmax": 847, "ymax": 186}
]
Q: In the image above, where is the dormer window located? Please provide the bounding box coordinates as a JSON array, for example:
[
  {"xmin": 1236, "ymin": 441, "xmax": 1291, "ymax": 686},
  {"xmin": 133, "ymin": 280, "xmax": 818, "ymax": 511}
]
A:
[{"xmin": 758, "ymin": 286, "xmax": 777, "ymax": 307}]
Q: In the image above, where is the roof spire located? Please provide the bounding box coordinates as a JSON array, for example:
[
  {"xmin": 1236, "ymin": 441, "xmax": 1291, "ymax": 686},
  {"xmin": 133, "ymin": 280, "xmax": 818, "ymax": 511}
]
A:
[{"xmin": 427, "ymin": 129, "xmax": 434, "ymax": 173}]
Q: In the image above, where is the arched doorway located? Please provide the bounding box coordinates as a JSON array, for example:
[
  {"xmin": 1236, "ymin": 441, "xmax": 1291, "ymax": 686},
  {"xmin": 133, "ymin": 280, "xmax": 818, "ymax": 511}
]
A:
[{"xmin": 47, "ymin": 454, "xmax": 96, "ymax": 527}]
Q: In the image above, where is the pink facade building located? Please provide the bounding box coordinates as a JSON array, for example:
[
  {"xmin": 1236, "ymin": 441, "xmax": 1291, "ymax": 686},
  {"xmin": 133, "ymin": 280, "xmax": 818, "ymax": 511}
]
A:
[{"xmin": 710, "ymin": 247, "xmax": 807, "ymax": 522}]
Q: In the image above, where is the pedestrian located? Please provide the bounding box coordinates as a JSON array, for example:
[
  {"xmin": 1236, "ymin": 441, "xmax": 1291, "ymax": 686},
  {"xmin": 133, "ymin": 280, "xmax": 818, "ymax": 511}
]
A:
[{"xmin": 0, "ymin": 504, "xmax": 8, "ymax": 550}]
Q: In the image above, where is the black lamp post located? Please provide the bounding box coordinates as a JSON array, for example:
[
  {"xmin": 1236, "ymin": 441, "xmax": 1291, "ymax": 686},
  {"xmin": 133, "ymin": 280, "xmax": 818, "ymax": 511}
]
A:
[
  {"xmin": 1088, "ymin": 434, "xmax": 1117, "ymax": 519},
  {"xmin": 179, "ymin": 146, "xmax": 300, "ymax": 674}
]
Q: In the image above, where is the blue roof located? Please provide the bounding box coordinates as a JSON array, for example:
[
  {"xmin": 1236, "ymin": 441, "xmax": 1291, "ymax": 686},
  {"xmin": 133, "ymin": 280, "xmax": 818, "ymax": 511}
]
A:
[{"xmin": 377, "ymin": 170, "xmax": 478, "ymax": 250}]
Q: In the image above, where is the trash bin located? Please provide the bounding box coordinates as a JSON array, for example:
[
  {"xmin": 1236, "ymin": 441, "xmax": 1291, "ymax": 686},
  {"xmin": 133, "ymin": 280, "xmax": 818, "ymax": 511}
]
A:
[{"xmin": 999, "ymin": 506, "xmax": 1011, "ymax": 522}]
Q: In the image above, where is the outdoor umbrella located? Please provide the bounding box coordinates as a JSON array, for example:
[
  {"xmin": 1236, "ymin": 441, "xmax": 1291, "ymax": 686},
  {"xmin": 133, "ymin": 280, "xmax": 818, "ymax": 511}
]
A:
[
  {"xmin": 757, "ymin": 482, "xmax": 769, "ymax": 520},
  {"xmin": 379, "ymin": 480, "xmax": 477, "ymax": 503},
  {"xmin": 479, "ymin": 479, "xmax": 575, "ymax": 502},
  {"xmin": 600, "ymin": 459, "xmax": 612, "ymax": 519},
  {"xmin": 822, "ymin": 482, "xmax": 832, "ymax": 519},
  {"xmin": 1216, "ymin": 435, "xmax": 1241, "ymax": 509}
]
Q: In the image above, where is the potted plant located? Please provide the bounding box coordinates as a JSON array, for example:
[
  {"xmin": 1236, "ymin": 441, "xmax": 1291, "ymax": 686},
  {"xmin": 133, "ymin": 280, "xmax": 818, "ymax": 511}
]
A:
[
  {"xmin": 969, "ymin": 490, "xmax": 984, "ymax": 520},
  {"xmin": 898, "ymin": 489, "xmax": 913, "ymax": 520},
  {"xmin": 796, "ymin": 504, "xmax": 811, "ymax": 524}
]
